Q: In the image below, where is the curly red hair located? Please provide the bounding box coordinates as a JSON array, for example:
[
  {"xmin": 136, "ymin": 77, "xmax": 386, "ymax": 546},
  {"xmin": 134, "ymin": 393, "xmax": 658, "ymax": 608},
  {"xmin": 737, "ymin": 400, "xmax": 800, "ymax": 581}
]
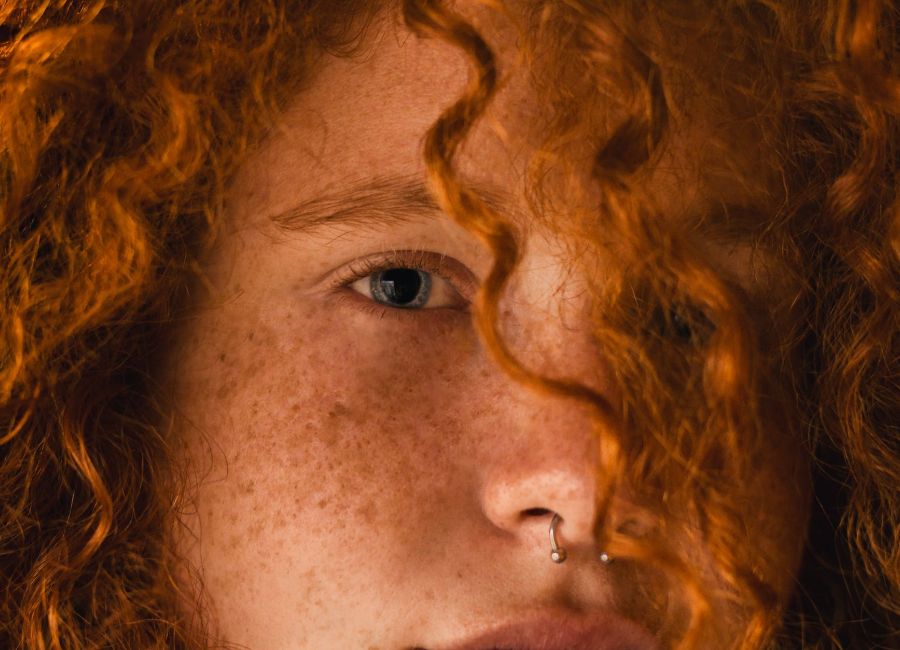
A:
[{"xmin": 1, "ymin": 1, "xmax": 897, "ymax": 648}]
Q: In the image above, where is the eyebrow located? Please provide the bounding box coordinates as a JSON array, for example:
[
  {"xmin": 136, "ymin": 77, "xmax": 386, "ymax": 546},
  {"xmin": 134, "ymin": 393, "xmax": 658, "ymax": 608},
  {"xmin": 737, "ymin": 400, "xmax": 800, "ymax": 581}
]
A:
[
  {"xmin": 269, "ymin": 173, "xmax": 513, "ymax": 235},
  {"xmin": 269, "ymin": 172, "xmax": 772, "ymax": 251}
]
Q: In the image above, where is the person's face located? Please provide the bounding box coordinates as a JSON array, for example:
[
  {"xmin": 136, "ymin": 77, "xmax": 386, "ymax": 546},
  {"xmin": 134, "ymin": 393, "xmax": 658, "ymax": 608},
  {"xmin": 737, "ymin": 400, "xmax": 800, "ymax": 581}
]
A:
[{"xmin": 166, "ymin": 5, "xmax": 811, "ymax": 648}]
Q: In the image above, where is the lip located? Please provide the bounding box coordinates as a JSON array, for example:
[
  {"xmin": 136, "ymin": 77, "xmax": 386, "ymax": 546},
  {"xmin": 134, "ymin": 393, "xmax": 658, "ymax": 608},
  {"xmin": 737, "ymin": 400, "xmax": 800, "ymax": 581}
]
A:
[{"xmin": 428, "ymin": 610, "xmax": 661, "ymax": 650}]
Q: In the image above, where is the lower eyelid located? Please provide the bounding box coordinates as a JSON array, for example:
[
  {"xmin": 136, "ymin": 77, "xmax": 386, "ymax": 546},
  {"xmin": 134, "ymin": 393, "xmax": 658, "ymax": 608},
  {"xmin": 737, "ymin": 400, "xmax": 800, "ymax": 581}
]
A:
[{"xmin": 330, "ymin": 290, "xmax": 472, "ymax": 331}]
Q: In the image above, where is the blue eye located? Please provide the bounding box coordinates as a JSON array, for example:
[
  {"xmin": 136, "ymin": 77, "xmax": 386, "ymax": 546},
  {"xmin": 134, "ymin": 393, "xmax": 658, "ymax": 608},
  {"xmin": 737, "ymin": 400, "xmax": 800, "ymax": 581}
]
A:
[
  {"xmin": 342, "ymin": 251, "xmax": 472, "ymax": 312},
  {"xmin": 369, "ymin": 268, "xmax": 433, "ymax": 308},
  {"xmin": 656, "ymin": 304, "xmax": 715, "ymax": 344},
  {"xmin": 670, "ymin": 306, "xmax": 694, "ymax": 341}
]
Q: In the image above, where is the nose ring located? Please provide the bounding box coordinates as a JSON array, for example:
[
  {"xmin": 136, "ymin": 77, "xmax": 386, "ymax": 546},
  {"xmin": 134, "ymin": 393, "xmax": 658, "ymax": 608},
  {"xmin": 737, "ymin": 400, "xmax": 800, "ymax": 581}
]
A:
[
  {"xmin": 548, "ymin": 513, "xmax": 613, "ymax": 564},
  {"xmin": 549, "ymin": 513, "xmax": 567, "ymax": 563}
]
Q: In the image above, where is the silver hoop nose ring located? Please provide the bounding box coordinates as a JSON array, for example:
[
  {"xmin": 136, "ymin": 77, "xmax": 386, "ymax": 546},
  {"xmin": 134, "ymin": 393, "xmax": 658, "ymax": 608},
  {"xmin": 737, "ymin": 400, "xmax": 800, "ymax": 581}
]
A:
[
  {"xmin": 548, "ymin": 513, "xmax": 614, "ymax": 565},
  {"xmin": 549, "ymin": 513, "xmax": 567, "ymax": 563}
]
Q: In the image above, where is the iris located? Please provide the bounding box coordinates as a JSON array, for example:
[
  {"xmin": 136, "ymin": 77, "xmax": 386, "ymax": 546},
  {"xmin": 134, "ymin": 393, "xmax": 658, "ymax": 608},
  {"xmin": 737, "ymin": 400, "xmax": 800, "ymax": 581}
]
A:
[{"xmin": 370, "ymin": 268, "xmax": 432, "ymax": 308}]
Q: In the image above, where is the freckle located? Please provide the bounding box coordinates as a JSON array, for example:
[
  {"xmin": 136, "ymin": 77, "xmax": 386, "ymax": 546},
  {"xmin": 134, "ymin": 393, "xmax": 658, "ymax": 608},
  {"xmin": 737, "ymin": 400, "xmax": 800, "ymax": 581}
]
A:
[
  {"xmin": 248, "ymin": 520, "xmax": 265, "ymax": 540},
  {"xmin": 218, "ymin": 352, "xmax": 226, "ymax": 362},
  {"xmin": 317, "ymin": 424, "xmax": 339, "ymax": 448},
  {"xmin": 316, "ymin": 498, "xmax": 329, "ymax": 509},
  {"xmin": 355, "ymin": 500, "xmax": 376, "ymax": 524},
  {"xmin": 215, "ymin": 379, "xmax": 237, "ymax": 400},
  {"xmin": 328, "ymin": 401, "xmax": 350, "ymax": 418},
  {"xmin": 247, "ymin": 331, "xmax": 255, "ymax": 340}
]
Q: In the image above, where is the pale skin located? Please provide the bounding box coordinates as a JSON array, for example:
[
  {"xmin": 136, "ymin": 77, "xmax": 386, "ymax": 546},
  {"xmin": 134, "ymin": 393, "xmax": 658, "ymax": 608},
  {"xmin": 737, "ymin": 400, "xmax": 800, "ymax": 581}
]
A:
[{"xmin": 165, "ymin": 4, "xmax": 811, "ymax": 648}]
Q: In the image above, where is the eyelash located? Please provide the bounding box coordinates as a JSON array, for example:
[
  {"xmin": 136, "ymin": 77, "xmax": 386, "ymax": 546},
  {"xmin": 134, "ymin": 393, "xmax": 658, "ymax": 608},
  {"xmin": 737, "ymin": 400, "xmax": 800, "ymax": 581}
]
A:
[
  {"xmin": 328, "ymin": 249, "xmax": 473, "ymax": 319},
  {"xmin": 329, "ymin": 252, "xmax": 718, "ymax": 344}
]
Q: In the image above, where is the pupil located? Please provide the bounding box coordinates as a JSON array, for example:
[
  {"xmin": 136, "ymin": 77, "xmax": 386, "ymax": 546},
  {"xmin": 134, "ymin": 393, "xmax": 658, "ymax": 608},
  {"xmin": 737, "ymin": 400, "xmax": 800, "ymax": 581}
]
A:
[
  {"xmin": 671, "ymin": 308, "xmax": 693, "ymax": 340},
  {"xmin": 375, "ymin": 268, "xmax": 425, "ymax": 306}
]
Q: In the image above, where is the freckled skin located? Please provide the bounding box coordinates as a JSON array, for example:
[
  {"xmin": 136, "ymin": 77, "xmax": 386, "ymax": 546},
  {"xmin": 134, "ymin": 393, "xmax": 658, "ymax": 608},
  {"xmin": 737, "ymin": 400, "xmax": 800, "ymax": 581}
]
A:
[{"xmin": 165, "ymin": 4, "xmax": 811, "ymax": 649}]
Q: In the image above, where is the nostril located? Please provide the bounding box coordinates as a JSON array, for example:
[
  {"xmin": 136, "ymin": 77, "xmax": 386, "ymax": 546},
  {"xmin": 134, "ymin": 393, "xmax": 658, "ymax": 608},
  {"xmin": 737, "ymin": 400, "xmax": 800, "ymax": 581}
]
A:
[{"xmin": 521, "ymin": 507, "xmax": 553, "ymax": 518}]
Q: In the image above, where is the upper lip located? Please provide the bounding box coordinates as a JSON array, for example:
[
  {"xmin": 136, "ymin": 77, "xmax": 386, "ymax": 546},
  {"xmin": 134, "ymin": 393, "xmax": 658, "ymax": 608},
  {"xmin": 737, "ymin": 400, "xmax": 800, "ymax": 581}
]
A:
[{"xmin": 428, "ymin": 610, "xmax": 660, "ymax": 650}]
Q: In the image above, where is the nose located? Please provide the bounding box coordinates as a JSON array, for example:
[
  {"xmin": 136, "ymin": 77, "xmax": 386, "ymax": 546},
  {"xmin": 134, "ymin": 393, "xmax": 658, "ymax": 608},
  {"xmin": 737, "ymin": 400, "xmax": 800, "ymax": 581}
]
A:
[
  {"xmin": 478, "ymin": 390, "xmax": 604, "ymax": 551},
  {"xmin": 476, "ymin": 249, "xmax": 615, "ymax": 555}
]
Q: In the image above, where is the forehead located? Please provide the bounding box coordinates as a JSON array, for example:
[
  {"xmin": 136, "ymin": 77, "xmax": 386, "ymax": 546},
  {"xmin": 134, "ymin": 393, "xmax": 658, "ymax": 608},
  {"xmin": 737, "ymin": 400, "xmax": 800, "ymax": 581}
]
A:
[{"xmin": 229, "ymin": 2, "xmax": 779, "ymax": 247}]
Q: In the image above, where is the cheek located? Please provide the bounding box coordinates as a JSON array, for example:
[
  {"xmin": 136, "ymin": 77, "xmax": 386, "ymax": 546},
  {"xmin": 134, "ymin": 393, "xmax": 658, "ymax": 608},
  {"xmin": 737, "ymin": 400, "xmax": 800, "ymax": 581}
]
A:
[
  {"xmin": 745, "ymin": 435, "xmax": 812, "ymax": 597},
  {"xmin": 679, "ymin": 434, "xmax": 811, "ymax": 633},
  {"xmin": 168, "ymin": 291, "xmax": 485, "ymax": 620}
]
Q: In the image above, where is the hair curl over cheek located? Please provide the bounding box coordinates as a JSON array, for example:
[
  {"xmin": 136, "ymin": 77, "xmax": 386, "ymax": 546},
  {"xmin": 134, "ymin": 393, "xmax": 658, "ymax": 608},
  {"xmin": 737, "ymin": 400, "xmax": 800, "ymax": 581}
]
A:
[
  {"xmin": 0, "ymin": 1, "xmax": 897, "ymax": 649},
  {"xmin": 403, "ymin": 1, "xmax": 899, "ymax": 648}
]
